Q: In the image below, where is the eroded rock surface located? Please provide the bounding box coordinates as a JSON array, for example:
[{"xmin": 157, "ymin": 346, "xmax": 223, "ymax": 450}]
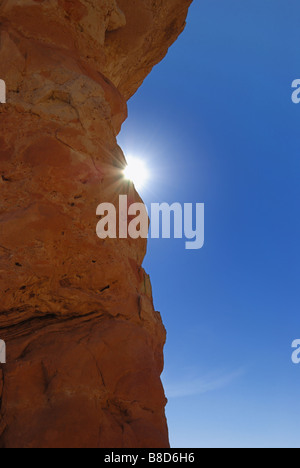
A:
[{"xmin": 0, "ymin": 0, "xmax": 192, "ymax": 448}]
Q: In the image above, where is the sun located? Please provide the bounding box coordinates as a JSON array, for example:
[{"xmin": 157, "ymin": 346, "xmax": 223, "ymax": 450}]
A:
[{"xmin": 123, "ymin": 156, "xmax": 149, "ymax": 190}]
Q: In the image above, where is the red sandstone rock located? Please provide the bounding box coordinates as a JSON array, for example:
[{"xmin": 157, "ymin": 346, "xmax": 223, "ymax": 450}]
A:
[{"xmin": 0, "ymin": 0, "xmax": 192, "ymax": 448}]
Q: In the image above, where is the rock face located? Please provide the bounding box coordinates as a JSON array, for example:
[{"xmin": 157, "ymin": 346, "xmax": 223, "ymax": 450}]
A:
[{"xmin": 0, "ymin": 0, "xmax": 191, "ymax": 448}]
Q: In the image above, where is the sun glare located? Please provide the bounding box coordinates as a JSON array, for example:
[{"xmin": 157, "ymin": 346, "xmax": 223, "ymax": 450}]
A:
[{"xmin": 123, "ymin": 156, "xmax": 149, "ymax": 190}]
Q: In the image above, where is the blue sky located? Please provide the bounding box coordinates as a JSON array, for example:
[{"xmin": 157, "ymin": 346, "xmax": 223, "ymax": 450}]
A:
[{"xmin": 118, "ymin": 0, "xmax": 300, "ymax": 448}]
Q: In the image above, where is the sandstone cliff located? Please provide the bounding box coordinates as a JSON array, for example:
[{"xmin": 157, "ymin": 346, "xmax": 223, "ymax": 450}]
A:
[{"xmin": 0, "ymin": 0, "xmax": 192, "ymax": 448}]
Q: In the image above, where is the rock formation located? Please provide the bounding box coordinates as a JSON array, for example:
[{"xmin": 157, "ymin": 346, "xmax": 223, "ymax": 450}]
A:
[{"xmin": 0, "ymin": 0, "xmax": 192, "ymax": 448}]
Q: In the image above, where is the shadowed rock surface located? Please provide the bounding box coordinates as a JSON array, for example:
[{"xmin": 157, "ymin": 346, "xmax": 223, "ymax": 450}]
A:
[{"xmin": 0, "ymin": 0, "xmax": 192, "ymax": 448}]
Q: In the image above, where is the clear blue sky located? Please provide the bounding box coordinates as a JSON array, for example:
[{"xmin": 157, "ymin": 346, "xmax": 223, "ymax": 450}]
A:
[{"xmin": 118, "ymin": 0, "xmax": 300, "ymax": 448}]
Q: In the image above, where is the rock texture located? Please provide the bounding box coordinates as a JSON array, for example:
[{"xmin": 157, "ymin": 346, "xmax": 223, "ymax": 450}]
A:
[{"xmin": 0, "ymin": 0, "xmax": 192, "ymax": 448}]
